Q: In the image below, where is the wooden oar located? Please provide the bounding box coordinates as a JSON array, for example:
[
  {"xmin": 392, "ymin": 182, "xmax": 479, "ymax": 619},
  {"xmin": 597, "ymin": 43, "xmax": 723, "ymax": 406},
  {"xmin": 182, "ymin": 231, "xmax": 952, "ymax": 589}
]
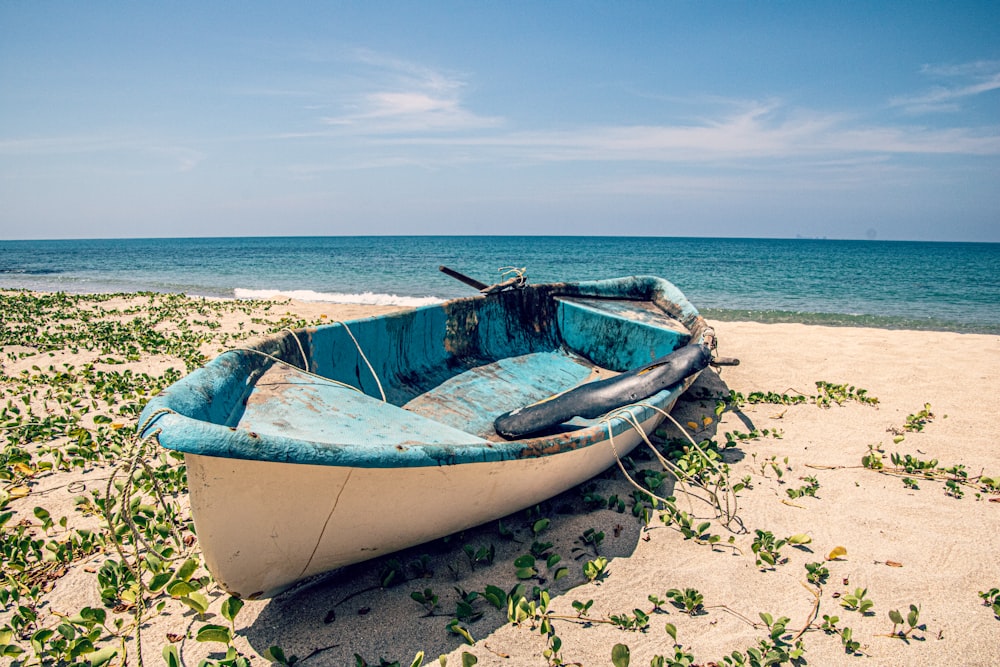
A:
[{"xmin": 439, "ymin": 265, "xmax": 489, "ymax": 291}]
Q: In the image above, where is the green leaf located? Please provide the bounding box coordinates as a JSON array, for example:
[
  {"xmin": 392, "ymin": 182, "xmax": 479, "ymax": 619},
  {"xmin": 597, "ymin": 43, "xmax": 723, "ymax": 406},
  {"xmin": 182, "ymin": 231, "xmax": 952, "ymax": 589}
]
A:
[
  {"xmin": 263, "ymin": 646, "xmax": 287, "ymax": 664},
  {"xmin": 408, "ymin": 651, "xmax": 424, "ymax": 667},
  {"xmin": 0, "ymin": 644, "xmax": 26, "ymax": 658},
  {"xmin": 787, "ymin": 533, "xmax": 812, "ymax": 545},
  {"xmin": 89, "ymin": 646, "xmax": 118, "ymax": 667},
  {"xmin": 483, "ymin": 585, "xmax": 506, "ymax": 609},
  {"xmin": 611, "ymin": 643, "xmax": 631, "ymax": 667},
  {"xmin": 888, "ymin": 609, "xmax": 903, "ymax": 625},
  {"xmin": 195, "ymin": 624, "xmax": 233, "ymax": 644},
  {"xmin": 31, "ymin": 628, "xmax": 54, "ymax": 651},
  {"xmin": 664, "ymin": 622, "xmax": 677, "ymax": 642},
  {"xmin": 181, "ymin": 591, "xmax": 210, "ymax": 615},
  {"xmin": 221, "ymin": 596, "xmax": 245, "ymax": 624},
  {"xmin": 175, "ymin": 557, "xmax": 199, "ymax": 581},
  {"xmin": 513, "ymin": 554, "xmax": 535, "ymax": 568},
  {"xmin": 163, "ymin": 645, "xmax": 181, "ymax": 667},
  {"xmin": 166, "ymin": 580, "xmax": 196, "ymax": 598},
  {"xmin": 447, "ymin": 620, "xmax": 474, "ymax": 646},
  {"xmin": 461, "ymin": 652, "xmax": 478, "ymax": 667},
  {"xmin": 148, "ymin": 572, "xmax": 173, "ymax": 592}
]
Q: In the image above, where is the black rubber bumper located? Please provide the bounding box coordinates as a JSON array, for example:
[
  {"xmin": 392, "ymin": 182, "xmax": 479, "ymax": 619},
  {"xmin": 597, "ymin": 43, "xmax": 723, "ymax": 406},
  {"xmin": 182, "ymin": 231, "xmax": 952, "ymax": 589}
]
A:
[{"xmin": 494, "ymin": 343, "xmax": 712, "ymax": 439}]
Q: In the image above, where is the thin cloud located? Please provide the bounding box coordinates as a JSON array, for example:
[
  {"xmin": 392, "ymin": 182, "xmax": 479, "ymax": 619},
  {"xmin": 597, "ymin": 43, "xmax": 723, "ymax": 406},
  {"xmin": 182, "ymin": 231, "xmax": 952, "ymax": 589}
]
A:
[
  {"xmin": 323, "ymin": 90, "xmax": 502, "ymax": 133},
  {"xmin": 318, "ymin": 50, "xmax": 503, "ymax": 134},
  {"xmin": 890, "ymin": 60, "xmax": 1000, "ymax": 113},
  {"xmin": 385, "ymin": 101, "xmax": 1000, "ymax": 161},
  {"xmin": 0, "ymin": 136, "xmax": 205, "ymax": 172}
]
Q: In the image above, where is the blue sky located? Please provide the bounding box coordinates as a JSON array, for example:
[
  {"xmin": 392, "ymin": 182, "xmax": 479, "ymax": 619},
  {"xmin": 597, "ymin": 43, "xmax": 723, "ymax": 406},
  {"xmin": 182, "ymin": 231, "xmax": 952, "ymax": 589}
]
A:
[{"xmin": 1, "ymin": 2, "xmax": 998, "ymax": 241}]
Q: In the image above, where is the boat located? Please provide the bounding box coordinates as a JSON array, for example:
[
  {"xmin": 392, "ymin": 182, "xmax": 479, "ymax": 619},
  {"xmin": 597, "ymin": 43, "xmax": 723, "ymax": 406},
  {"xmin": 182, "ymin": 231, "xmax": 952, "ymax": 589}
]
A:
[{"xmin": 139, "ymin": 272, "xmax": 718, "ymax": 599}]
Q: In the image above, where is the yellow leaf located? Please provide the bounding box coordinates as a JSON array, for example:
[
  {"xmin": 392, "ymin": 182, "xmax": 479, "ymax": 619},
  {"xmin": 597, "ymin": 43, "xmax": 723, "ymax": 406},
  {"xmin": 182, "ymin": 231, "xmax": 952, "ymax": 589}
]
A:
[
  {"xmin": 702, "ymin": 416, "xmax": 713, "ymax": 427},
  {"xmin": 13, "ymin": 462, "xmax": 34, "ymax": 475},
  {"xmin": 686, "ymin": 421, "xmax": 698, "ymax": 431},
  {"xmin": 8, "ymin": 486, "xmax": 31, "ymax": 499},
  {"xmin": 826, "ymin": 546, "xmax": 848, "ymax": 561}
]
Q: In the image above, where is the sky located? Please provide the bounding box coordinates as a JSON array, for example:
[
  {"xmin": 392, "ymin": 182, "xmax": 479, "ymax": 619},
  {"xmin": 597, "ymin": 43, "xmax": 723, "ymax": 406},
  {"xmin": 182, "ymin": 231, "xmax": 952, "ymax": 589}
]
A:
[{"xmin": 1, "ymin": 2, "xmax": 998, "ymax": 242}]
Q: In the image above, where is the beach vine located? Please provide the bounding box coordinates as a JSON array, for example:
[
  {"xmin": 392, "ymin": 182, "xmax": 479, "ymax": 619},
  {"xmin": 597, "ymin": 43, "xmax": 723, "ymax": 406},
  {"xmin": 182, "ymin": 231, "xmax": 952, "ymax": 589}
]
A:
[
  {"xmin": 3, "ymin": 290, "xmax": 998, "ymax": 666},
  {"xmin": 1, "ymin": 291, "xmax": 334, "ymax": 667}
]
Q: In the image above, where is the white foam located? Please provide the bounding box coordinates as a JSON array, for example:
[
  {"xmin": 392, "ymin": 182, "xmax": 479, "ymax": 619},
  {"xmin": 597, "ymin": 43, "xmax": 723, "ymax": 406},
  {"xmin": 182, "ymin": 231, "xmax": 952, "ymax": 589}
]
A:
[{"xmin": 234, "ymin": 288, "xmax": 444, "ymax": 308}]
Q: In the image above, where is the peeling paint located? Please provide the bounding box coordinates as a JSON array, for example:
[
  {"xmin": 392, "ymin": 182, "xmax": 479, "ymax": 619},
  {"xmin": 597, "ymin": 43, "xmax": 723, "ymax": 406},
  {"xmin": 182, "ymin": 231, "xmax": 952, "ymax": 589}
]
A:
[{"xmin": 143, "ymin": 276, "xmax": 711, "ymax": 470}]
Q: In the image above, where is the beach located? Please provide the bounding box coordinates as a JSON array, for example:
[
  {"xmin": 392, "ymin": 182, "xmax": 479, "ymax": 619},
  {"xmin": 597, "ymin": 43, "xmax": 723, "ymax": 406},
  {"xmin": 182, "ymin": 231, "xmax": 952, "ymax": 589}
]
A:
[{"xmin": 2, "ymin": 293, "xmax": 999, "ymax": 667}]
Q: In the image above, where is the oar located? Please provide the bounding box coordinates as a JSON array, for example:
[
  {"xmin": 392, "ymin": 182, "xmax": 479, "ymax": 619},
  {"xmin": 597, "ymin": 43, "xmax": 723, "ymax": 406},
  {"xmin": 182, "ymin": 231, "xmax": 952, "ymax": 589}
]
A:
[{"xmin": 439, "ymin": 265, "xmax": 489, "ymax": 291}]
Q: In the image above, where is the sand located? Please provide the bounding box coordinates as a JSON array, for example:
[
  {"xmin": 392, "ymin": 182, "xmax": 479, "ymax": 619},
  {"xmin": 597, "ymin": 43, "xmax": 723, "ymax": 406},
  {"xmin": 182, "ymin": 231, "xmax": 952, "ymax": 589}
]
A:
[{"xmin": 2, "ymin": 296, "xmax": 998, "ymax": 667}]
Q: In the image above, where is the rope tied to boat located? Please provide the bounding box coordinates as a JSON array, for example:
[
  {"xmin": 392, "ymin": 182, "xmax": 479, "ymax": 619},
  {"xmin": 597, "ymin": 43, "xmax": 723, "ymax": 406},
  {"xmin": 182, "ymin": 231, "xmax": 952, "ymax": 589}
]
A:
[
  {"xmin": 480, "ymin": 266, "xmax": 528, "ymax": 294},
  {"xmin": 102, "ymin": 407, "xmax": 195, "ymax": 667},
  {"xmin": 334, "ymin": 319, "xmax": 386, "ymax": 402},
  {"xmin": 498, "ymin": 265, "xmax": 527, "ymax": 287},
  {"xmin": 600, "ymin": 401, "xmax": 741, "ymax": 530},
  {"xmin": 232, "ymin": 319, "xmax": 387, "ymax": 401},
  {"xmin": 280, "ymin": 326, "xmax": 309, "ymax": 369}
]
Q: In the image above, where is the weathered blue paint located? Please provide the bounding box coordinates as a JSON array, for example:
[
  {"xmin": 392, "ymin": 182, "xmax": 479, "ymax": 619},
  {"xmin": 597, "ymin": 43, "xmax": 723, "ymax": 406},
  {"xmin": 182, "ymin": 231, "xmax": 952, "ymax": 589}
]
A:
[{"xmin": 140, "ymin": 276, "xmax": 713, "ymax": 469}]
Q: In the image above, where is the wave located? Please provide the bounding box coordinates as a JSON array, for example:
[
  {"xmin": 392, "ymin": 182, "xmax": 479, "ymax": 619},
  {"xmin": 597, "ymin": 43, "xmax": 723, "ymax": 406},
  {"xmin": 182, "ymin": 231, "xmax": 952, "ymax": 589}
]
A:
[
  {"xmin": 0, "ymin": 267, "xmax": 62, "ymax": 275},
  {"xmin": 233, "ymin": 288, "xmax": 445, "ymax": 308}
]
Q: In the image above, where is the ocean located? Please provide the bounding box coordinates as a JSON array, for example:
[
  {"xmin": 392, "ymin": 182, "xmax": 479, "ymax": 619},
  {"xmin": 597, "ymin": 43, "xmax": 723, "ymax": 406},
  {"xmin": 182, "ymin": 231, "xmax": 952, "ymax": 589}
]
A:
[{"xmin": 1, "ymin": 236, "xmax": 998, "ymax": 334}]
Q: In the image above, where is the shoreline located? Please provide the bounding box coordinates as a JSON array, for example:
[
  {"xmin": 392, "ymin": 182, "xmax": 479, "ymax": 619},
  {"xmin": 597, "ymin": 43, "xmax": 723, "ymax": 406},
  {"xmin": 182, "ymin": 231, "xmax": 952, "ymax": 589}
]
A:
[
  {"xmin": 2, "ymin": 293, "xmax": 999, "ymax": 666},
  {"xmin": 3, "ymin": 286, "xmax": 998, "ymax": 336}
]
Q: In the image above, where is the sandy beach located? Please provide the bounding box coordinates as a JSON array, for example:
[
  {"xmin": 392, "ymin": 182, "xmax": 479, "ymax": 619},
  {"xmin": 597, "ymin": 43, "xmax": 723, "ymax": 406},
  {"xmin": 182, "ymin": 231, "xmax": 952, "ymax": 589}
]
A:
[{"xmin": 2, "ymin": 293, "xmax": 999, "ymax": 667}]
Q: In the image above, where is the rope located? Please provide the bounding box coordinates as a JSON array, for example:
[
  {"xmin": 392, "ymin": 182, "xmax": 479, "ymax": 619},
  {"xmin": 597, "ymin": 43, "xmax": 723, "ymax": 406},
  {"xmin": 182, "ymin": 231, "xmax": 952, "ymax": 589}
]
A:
[
  {"xmin": 497, "ymin": 266, "xmax": 528, "ymax": 287},
  {"xmin": 280, "ymin": 327, "xmax": 309, "ymax": 370},
  {"xmin": 232, "ymin": 320, "xmax": 386, "ymax": 401},
  {"xmin": 603, "ymin": 412, "xmax": 679, "ymax": 511},
  {"xmin": 230, "ymin": 347, "xmax": 365, "ymax": 394},
  {"xmin": 103, "ymin": 407, "xmax": 187, "ymax": 667},
  {"xmin": 600, "ymin": 401, "xmax": 740, "ymax": 526},
  {"xmin": 334, "ymin": 320, "xmax": 386, "ymax": 402}
]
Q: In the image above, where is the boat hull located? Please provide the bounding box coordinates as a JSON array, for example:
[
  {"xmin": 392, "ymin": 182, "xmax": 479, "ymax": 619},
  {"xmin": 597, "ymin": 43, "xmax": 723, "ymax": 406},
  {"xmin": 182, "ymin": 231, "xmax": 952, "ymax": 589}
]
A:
[
  {"xmin": 141, "ymin": 276, "xmax": 714, "ymax": 597},
  {"xmin": 187, "ymin": 408, "xmax": 666, "ymax": 599}
]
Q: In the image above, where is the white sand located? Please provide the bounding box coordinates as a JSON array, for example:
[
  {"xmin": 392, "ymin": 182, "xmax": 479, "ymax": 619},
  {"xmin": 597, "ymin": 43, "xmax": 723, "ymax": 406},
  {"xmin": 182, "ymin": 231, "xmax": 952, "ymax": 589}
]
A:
[{"xmin": 3, "ymin": 300, "xmax": 999, "ymax": 667}]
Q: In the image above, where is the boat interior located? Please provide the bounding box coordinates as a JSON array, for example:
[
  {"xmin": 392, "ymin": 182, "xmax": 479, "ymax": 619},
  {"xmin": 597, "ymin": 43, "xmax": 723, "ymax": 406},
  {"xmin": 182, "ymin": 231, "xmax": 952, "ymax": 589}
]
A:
[{"xmin": 232, "ymin": 291, "xmax": 693, "ymax": 444}]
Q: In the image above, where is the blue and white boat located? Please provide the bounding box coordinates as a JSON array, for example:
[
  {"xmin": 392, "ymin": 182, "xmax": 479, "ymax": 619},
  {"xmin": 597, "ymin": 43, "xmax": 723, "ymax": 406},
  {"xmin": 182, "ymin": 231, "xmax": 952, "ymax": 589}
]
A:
[{"xmin": 140, "ymin": 274, "xmax": 716, "ymax": 598}]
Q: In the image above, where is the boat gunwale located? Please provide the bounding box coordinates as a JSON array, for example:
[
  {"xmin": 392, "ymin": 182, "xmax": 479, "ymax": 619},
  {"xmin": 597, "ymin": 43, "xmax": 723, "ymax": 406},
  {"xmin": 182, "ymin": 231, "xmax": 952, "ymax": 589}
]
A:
[{"xmin": 139, "ymin": 276, "xmax": 711, "ymax": 468}]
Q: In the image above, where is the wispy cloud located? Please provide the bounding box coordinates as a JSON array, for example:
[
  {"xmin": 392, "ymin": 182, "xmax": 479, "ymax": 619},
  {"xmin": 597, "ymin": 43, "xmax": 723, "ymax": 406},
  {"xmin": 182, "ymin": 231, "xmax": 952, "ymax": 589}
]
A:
[
  {"xmin": 243, "ymin": 51, "xmax": 1000, "ymax": 171},
  {"xmin": 385, "ymin": 100, "xmax": 1000, "ymax": 162},
  {"xmin": 890, "ymin": 59, "xmax": 1000, "ymax": 113},
  {"xmin": 0, "ymin": 136, "xmax": 205, "ymax": 172},
  {"xmin": 317, "ymin": 49, "xmax": 503, "ymax": 133}
]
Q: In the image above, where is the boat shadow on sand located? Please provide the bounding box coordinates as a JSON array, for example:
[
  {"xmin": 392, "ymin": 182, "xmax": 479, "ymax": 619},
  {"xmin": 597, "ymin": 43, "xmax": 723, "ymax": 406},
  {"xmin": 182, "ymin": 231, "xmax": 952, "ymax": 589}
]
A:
[{"xmin": 244, "ymin": 370, "xmax": 747, "ymax": 665}]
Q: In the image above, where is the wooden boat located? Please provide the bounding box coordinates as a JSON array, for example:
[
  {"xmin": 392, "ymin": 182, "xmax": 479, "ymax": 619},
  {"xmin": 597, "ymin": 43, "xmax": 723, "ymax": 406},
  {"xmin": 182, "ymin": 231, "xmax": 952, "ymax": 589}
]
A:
[{"xmin": 140, "ymin": 274, "xmax": 717, "ymax": 599}]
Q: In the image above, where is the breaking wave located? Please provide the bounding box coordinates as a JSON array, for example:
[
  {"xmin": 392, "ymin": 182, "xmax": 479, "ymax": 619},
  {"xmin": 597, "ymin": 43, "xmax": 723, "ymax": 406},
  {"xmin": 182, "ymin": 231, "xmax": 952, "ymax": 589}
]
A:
[{"xmin": 233, "ymin": 288, "xmax": 444, "ymax": 308}]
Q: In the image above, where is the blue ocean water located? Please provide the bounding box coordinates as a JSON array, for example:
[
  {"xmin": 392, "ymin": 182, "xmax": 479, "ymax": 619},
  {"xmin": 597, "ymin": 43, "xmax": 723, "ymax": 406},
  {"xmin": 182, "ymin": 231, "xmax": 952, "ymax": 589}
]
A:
[{"xmin": 1, "ymin": 236, "xmax": 998, "ymax": 334}]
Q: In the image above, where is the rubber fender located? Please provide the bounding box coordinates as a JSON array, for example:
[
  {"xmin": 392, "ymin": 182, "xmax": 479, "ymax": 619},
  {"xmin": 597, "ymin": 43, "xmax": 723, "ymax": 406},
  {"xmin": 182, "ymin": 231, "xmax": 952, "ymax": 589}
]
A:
[{"xmin": 494, "ymin": 343, "xmax": 712, "ymax": 439}]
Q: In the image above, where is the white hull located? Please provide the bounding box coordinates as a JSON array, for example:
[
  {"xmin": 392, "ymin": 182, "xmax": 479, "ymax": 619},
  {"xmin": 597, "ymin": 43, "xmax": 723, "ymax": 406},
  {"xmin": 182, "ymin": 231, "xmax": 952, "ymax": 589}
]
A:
[{"xmin": 186, "ymin": 411, "xmax": 662, "ymax": 599}]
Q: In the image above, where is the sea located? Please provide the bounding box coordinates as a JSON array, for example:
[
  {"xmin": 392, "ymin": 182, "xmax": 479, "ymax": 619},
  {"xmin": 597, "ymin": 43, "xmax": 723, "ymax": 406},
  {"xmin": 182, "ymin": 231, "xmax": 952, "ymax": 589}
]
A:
[{"xmin": 1, "ymin": 236, "xmax": 998, "ymax": 335}]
